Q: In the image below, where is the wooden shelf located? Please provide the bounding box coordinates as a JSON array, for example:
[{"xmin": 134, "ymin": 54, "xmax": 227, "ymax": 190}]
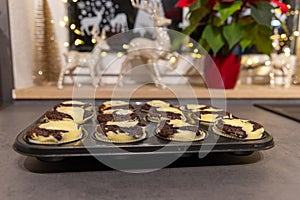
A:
[{"xmin": 12, "ymin": 84, "xmax": 300, "ymax": 99}]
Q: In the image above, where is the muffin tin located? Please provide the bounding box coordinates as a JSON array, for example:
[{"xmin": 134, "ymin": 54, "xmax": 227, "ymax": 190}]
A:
[{"xmin": 13, "ymin": 99, "xmax": 274, "ymax": 160}]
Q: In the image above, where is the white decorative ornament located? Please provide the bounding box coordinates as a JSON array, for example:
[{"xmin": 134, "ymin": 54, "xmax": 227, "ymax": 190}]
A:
[
  {"xmin": 80, "ymin": 7, "xmax": 105, "ymax": 36},
  {"xmin": 110, "ymin": 13, "xmax": 128, "ymax": 32},
  {"xmin": 133, "ymin": 0, "xmax": 164, "ymax": 37},
  {"xmin": 118, "ymin": 0, "xmax": 179, "ymax": 89},
  {"xmin": 57, "ymin": 26, "xmax": 110, "ymax": 89}
]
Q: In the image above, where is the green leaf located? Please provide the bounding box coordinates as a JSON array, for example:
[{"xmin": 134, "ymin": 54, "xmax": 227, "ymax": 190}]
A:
[
  {"xmin": 253, "ymin": 24, "xmax": 273, "ymax": 55},
  {"xmin": 214, "ymin": 0, "xmax": 242, "ymax": 23},
  {"xmin": 240, "ymin": 24, "xmax": 257, "ymax": 51},
  {"xmin": 171, "ymin": 34, "xmax": 187, "ymax": 52},
  {"xmin": 182, "ymin": 23, "xmax": 198, "ymax": 36},
  {"xmin": 211, "ymin": 15, "xmax": 222, "ymax": 27},
  {"xmin": 189, "ymin": 0, "xmax": 202, "ymax": 11},
  {"xmin": 189, "ymin": 7, "xmax": 210, "ymax": 25},
  {"xmin": 223, "ymin": 23, "xmax": 242, "ymax": 50},
  {"xmin": 202, "ymin": 25, "xmax": 225, "ymax": 54},
  {"xmin": 250, "ymin": 2, "xmax": 273, "ymax": 27},
  {"xmin": 238, "ymin": 16, "xmax": 255, "ymax": 26},
  {"xmin": 198, "ymin": 38, "xmax": 210, "ymax": 52}
]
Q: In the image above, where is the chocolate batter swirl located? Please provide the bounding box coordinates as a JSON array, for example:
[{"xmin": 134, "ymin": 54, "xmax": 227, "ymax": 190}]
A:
[
  {"xmin": 97, "ymin": 123, "xmax": 144, "ymax": 139},
  {"xmin": 99, "ymin": 104, "xmax": 134, "ymax": 112},
  {"xmin": 97, "ymin": 112, "xmax": 139, "ymax": 123},
  {"xmin": 45, "ymin": 111, "xmax": 73, "ymax": 121},
  {"xmin": 157, "ymin": 120, "xmax": 201, "ymax": 137},
  {"xmin": 26, "ymin": 125, "xmax": 67, "ymax": 141}
]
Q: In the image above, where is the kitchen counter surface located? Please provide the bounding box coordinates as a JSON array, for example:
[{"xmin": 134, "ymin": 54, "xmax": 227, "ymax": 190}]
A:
[
  {"xmin": 13, "ymin": 84, "xmax": 300, "ymax": 99},
  {"xmin": 1, "ymin": 99, "xmax": 300, "ymax": 200}
]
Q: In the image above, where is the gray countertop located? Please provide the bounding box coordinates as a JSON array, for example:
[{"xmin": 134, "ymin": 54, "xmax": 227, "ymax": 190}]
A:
[{"xmin": 1, "ymin": 99, "xmax": 300, "ymax": 200}]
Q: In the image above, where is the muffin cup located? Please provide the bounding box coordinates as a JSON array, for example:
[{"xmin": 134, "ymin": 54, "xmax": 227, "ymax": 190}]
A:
[
  {"xmin": 26, "ymin": 127, "xmax": 87, "ymax": 145},
  {"xmin": 94, "ymin": 127, "xmax": 147, "ymax": 144}
]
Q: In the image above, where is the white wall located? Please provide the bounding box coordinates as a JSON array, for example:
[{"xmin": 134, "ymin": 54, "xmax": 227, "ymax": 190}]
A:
[
  {"xmin": 9, "ymin": 0, "xmax": 35, "ymax": 89},
  {"xmin": 9, "ymin": 0, "xmax": 68, "ymax": 89}
]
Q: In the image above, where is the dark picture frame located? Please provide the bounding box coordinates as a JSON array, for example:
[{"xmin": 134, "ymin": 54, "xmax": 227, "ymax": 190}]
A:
[{"xmin": 68, "ymin": 0, "xmax": 182, "ymax": 52}]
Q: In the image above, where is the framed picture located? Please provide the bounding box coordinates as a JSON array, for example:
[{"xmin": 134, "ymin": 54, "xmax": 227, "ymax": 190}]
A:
[{"xmin": 68, "ymin": 0, "xmax": 182, "ymax": 52}]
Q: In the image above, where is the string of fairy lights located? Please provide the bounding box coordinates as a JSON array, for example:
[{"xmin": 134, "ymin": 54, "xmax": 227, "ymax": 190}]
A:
[{"xmin": 55, "ymin": 0, "xmax": 298, "ymax": 58}]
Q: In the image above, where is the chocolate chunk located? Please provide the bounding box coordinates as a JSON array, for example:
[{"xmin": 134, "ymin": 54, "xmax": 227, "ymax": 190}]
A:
[
  {"xmin": 45, "ymin": 111, "xmax": 73, "ymax": 120},
  {"xmin": 26, "ymin": 125, "xmax": 67, "ymax": 141},
  {"xmin": 99, "ymin": 104, "xmax": 134, "ymax": 112},
  {"xmin": 148, "ymin": 109, "xmax": 182, "ymax": 120},
  {"xmin": 198, "ymin": 105, "xmax": 211, "ymax": 110},
  {"xmin": 215, "ymin": 120, "xmax": 247, "ymax": 138},
  {"xmin": 157, "ymin": 123, "xmax": 178, "ymax": 137},
  {"xmin": 60, "ymin": 102, "xmax": 92, "ymax": 109},
  {"xmin": 249, "ymin": 120, "xmax": 263, "ymax": 131},
  {"xmin": 157, "ymin": 121, "xmax": 201, "ymax": 137},
  {"xmin": 97, "ymin": 114, "xmax": 114, "ymax": 123},
  {"xmin": 97, "ymin": 123, "xmax": 144, "ymax": 139},
  {"xmin": 141, "ymin": 103, "xmax": 152, "ymax": 111},
  {"xmin": 97, "ymin": 111, "xmax": 140, "ymax": 123}
]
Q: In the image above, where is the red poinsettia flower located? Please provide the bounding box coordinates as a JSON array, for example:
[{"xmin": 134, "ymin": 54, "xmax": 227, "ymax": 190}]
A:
[
  {"xmin": 270, "ymin": 0, "xmax": 289, "ymax": 13},
  {"xmin": 242, "ymin": 0, "xmax": 289, "ymax": 13},
  {"xmin": 176, "ymin": 0, "xmax": 289, "ymax": 13},
  {"xmin": 176, "ymin": 0, "xmax": 196, "ymax": 8}
]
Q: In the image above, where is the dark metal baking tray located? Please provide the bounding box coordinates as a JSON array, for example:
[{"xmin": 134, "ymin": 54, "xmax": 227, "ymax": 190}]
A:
[{"xmin": 14, "ymin": 100, "xmax": 274, "ymax": 159}]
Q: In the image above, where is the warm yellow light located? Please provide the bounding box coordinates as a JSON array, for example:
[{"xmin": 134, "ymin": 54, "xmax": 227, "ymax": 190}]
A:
[
  {"xmin": 193, "ymin": 48, "xmax": 199, "ymax": 53},
  {"xmin": 274, "ymin": 8, "xmax": 281, "ymax": 14},
  {"xmin": 51, "ymin": 19, "xmax": 55, "ymax": 24},
  {"xmin": 122, "ymin": 44, "xmax": 129, "ymax": 50},
  {"xmin": 284, "ymin": 47, "xmax": 291, "ymax": 54},
  {"xmin": 195, "ymin": 54, "xmax": 202, "ymax": 59},
  {"xmin": 246, "ymin": 59, "xmax": 253, "ymax": 66},
  {"xmin": 117, "ymin": 52, "xmax": 123, "ymax": 57},
  {"xmin": 270, "ymin": 35, "xmax": 276, "ymax": 40},
  {"xmin": 291, "ymin": 11, "xmax": 295, "ymax": 15},
  {"xmin": 101, "ymin": 52, "xmax": 107, "ymax": 56},
  {"xmin": 293, "ymin": 31, "xmax": 300, "ymax": 36},
  {"xmin": 62, "ymin": 0, "xmax": 68, "ymax": 3},
  {"xmin": 72, "ymin": 0, "xmax": 78, "ymax": 3},
  {"xmin": 287, "ymin": 4, "xmax": 291, "ymax": 9},
  {"xmin": 64, "ymin": 16, "xmax": 69, "ymax": 22},
  {"xmin": 295, "ymin": 10, "xmax": 299, "ymax": 15},
  {"xmin": 281, "ymin": 34, "xmax": 287, "ymax": 39},
  {"xmin": 169, "ymin": 56, "xmax": 177, "ymax": 64},
  {"xmin": 191, "ymin": 53, "xmax": 201, "ymax": 59},
  {"xmin": 59, "ymin": 21, "xmax": 66, "ymax": 27},
  {"xmin": 187, "ymin": 42, "xmax": 193, "ymax": 48},
  {"xmin": 70, "ymin": 24, "xmax": 76, "ymax": 30},
  {"xmin": 64, "ymin": 42, "xmax": 70, "ymax": 47},
  {"xmin": 74, "ymin": 39, "xmax": 84, "ymax": 46},
  {"xmin": 289, "ymin": 36, "xmax": 294, "ymax": 41},
  {"xmin": 91, "ymin": 38, "xmax": 97, "ymax": 44},
  {"xmin": 74, "ymin": 29, "xmax": 81, "ymax": 35},
  {"xmin": 279, "ymin": 42, "xmax": 285, "ymax": 46},
  {"xmin": 265, "ymin": 61, "xmax": 271, "ymax": 66}
]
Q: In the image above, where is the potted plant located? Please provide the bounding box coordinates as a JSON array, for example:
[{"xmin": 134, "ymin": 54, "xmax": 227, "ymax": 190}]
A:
[{"xmin": 176, "ymin": 0, "xmax": 289, "ymax": 89}]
